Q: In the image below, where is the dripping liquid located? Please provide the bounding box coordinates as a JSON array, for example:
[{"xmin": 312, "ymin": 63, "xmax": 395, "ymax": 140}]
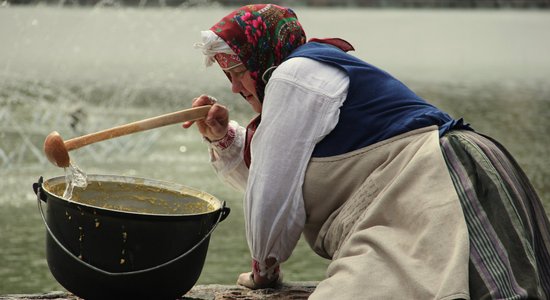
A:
[{"xmin": 63, "ymin": 163, "xmax": 88, "ymax": 200}]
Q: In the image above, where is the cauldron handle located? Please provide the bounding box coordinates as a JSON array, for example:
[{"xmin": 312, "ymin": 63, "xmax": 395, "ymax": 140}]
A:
[
  {"xmin": 35, "ymin": 184, "xmax": 230, "ymax": 277},
  {"xmin": 33, "ymin": 177, "xmax": 48, "ymax": 202}
]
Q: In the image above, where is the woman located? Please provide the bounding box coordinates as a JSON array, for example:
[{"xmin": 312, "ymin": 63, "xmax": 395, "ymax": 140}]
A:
[{"xmin": 184, "ymin": 4, "xmax": 550, "ymax": 299}]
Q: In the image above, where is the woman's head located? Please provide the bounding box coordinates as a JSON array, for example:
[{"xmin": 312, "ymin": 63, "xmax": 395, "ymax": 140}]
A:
[{"xmin": 197, "ymin": 4, "xmax": 306, "ymax": 103}]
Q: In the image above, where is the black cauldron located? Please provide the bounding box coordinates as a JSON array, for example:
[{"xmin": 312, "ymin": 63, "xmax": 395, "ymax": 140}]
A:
[{"xmin": 33, "ymin": 175, "xmax": 230, "ymax": 300}]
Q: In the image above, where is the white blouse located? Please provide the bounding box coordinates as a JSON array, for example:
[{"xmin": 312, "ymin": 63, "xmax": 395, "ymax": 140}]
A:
[{"xmin": 208, "ymin": 57, "xmax": 349, "ymax": 273}]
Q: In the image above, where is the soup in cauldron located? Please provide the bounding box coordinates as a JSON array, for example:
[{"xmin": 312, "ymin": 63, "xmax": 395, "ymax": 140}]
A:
[{"xmin": 47, "ymin": 180, "xmax": 216, "ymax": 215}]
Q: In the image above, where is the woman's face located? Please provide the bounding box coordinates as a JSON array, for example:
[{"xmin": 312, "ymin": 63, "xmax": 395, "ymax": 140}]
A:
[{"xmin": 226, "ymin": 65, "xmax": 262, "ymax": 113}]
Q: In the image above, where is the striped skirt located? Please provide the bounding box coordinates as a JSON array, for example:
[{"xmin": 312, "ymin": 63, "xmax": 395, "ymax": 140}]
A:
[{"xmin": 440, "ymin": 130, "xmax": 550, "ymax": 299}]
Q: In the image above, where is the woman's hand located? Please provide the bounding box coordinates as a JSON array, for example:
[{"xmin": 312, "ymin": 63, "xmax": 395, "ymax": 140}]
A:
[
  {"xmin": 237, "ymin": 258, "xmax": 282, "ymax": 290},
  {"xmin": 182, "ymin": 94, "xmax": 229, "ymax": 141}
]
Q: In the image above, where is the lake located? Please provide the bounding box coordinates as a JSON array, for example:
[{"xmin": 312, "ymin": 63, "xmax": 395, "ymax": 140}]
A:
[{"xmin": 0, "ymin": 5, "xmax": 549, "ymax": 294}]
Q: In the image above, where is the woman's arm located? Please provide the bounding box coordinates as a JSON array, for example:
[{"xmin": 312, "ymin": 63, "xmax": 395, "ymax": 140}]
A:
[
  {"xmin": 183, "ymin": 94, "xmax": 250, "ymax": 192},
  {"xmin": 245, "ymin": 57, "xmax": 349, "ymax": 276}
]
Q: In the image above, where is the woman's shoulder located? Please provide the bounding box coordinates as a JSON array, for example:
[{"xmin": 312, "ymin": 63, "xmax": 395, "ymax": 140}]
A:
[
  {"xmin": 271, "ymin": 57, "xmax": 349, "ymax": 97},
  {"xmin": 275, "ymin": 56, "xmax": 343, "ymax": 78}
]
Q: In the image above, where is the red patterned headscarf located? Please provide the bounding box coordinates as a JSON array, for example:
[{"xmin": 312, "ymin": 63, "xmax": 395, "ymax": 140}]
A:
[{"xmin": 210, "ymin": 4, "xmax": 307, "ymax": 102}]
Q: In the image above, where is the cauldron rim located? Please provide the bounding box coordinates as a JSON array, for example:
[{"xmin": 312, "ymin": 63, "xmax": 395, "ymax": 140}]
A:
[{"xmin": 41, "ymin": 174, "xmax": 222, "ymax": 219}]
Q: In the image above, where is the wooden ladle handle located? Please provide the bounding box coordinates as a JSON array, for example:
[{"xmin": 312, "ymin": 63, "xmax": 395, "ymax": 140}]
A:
[
  {"xmin": 65, "ymin": 105, "xmax": 211, "ymax": 151},
  {"xmin": 44, "ymin": 105, "xmax": 211, "ymax": 168}
]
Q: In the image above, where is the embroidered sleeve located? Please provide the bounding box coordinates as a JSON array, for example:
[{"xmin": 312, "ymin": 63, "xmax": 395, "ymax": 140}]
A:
[
  {"xmin": 209, "ymin": 124, "xmax": 236, "ymax": 150},
  {"xmin": 207, "ymin": 120, "xmax": 249, "ymax": 192}
]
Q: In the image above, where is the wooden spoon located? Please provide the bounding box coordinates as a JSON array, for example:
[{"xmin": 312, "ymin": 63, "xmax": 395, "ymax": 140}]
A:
[{"xmin": 44, "ymin": 105, "xmax": 211, "ymax": 168}]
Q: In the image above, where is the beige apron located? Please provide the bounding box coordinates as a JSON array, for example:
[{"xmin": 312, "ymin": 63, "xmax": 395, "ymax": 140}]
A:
[{"xmin": 303, "ymin": 126, "xmax": 470, "ymax": 300}]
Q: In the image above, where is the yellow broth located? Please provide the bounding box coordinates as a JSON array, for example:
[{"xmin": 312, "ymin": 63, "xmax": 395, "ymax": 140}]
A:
[{"xmin": 47, "ymin": 180, "xmax": 216, "ymax": 215}]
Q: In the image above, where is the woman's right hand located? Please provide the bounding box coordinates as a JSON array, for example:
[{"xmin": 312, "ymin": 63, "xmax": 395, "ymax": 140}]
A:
[{"xmin": 182, "ymin": 94, "xmax": 229, "ymax": 141}]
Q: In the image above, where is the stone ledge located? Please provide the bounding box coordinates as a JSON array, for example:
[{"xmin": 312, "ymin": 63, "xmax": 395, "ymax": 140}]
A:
[{"xmin": 0, "ymin": 282, "xmax": 318, "ymax": 300}]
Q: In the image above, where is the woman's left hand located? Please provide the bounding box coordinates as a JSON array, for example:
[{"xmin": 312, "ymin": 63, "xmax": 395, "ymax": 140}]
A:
[
  {"xmin": 237, "ymin": 271, "xmax": 283, "ymax": 290},
  {"xmin": 237, "ymin": 258, "xmax": 282, "ymax": 289}
]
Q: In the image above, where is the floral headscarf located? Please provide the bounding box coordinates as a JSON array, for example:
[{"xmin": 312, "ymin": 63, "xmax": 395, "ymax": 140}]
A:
[
  {"xmin": 205, "ymin": 4, "xmax": 355, "ymax": 168},
  {"xmin": 210, "ymin": 4, "xmax": 307, "ymax": 102}
]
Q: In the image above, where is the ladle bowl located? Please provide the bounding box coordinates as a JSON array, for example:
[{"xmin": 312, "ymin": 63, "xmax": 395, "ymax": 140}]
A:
[{"xmin": 44, "ymin": 131, "xmax": 71, "ymax": 168}]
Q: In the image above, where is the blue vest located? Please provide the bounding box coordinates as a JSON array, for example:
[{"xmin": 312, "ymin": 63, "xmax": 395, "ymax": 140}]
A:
[{"xmin": 286, "ymin": 42, "xmax": 468, "ymax": 157}]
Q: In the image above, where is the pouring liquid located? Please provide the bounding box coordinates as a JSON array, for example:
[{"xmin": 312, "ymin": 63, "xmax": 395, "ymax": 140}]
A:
[{"xmin": 63, "ymin": 162, "xmax": 88, "ymax": 200}]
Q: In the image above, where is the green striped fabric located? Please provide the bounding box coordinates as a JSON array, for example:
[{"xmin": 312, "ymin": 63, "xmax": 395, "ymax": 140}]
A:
[{"xmin": 440, "ymin": 130, "xmax": 550, "ymax": 300}]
